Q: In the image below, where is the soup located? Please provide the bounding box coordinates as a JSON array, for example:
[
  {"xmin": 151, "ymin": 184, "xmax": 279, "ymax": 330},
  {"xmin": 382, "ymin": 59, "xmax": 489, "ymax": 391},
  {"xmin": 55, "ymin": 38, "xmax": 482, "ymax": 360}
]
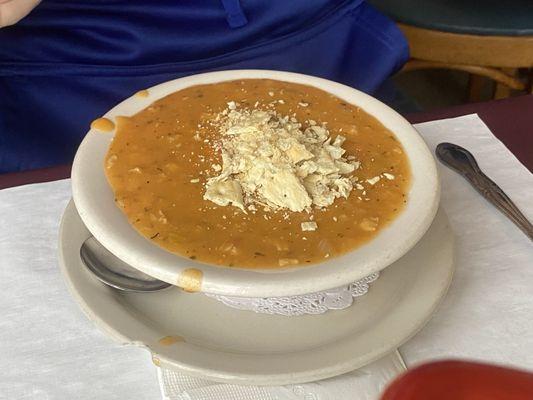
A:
[{"xmin": 102, "ymin": 79, "xmax": 410, "ymax": 269}]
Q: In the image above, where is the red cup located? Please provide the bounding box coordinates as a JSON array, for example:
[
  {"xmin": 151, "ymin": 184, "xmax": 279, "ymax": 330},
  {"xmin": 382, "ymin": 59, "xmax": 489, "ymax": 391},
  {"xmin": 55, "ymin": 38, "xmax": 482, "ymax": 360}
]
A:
[{"xmin": 381, "ymin": 360, "xmax": 533, "ymax": 400}]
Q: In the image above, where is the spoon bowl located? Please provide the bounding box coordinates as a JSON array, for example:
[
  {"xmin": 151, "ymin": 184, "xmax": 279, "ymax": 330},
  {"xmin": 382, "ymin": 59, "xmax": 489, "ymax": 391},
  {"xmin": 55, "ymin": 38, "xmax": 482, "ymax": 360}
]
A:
[{"xmin": 80, "ymin": 236, "xmax": 172, "ymax": 292}]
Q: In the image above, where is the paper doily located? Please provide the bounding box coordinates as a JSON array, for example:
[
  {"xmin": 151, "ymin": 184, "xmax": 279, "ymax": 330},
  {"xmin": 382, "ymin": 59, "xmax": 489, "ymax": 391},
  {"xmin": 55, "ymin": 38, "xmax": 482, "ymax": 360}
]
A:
[{"xmin": 205, "ymin": 272, "xmax": 379, "ymax": 316}]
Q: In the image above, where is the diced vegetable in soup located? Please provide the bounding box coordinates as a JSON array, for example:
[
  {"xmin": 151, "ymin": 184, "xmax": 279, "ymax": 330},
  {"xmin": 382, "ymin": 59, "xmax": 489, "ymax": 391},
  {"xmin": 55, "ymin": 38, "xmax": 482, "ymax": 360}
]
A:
[{"xmin": 101, "ymin": 79, "xmax": 410, "ymax": 269}]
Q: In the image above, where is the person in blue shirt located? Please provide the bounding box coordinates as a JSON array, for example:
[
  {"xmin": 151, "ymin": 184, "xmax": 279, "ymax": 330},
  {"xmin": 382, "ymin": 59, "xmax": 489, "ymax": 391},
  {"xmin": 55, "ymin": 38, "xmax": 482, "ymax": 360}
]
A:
[{"xmin": 0, "ymin": 0, "xmax": 408, "ymax": 173}]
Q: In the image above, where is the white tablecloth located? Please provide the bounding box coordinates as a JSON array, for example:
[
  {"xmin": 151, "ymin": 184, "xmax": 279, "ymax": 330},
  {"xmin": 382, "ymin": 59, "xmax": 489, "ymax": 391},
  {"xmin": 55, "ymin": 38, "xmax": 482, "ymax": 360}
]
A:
[{"xmin": 1, "ymin": 114, "xmax": 532, "ymax": 399}]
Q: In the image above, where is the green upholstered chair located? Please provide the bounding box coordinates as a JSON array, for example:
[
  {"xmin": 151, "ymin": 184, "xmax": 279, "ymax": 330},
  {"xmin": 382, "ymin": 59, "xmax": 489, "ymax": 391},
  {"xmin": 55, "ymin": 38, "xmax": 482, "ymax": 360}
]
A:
[{"xmin": 368, "ymin": 0, "xmax": 533, "ymax": 100}]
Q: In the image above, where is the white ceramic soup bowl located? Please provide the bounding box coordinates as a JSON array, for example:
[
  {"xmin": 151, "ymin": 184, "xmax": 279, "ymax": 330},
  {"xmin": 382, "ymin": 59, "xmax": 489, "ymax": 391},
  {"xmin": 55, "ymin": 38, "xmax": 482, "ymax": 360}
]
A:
[{"xmin": 72, "ymin": 69, "xmax": 439, "ymax": 298}]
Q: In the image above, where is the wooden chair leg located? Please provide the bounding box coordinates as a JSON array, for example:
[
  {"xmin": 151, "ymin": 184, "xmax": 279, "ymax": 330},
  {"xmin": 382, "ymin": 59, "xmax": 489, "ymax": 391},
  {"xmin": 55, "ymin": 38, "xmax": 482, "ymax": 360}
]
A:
[
  {"xmin": 493, "ymin": 68, "xmax": 518, "ymax": 99},
  {"xmin": 467, "ymin": 74, "xmax": 485, "ymax": 102}
]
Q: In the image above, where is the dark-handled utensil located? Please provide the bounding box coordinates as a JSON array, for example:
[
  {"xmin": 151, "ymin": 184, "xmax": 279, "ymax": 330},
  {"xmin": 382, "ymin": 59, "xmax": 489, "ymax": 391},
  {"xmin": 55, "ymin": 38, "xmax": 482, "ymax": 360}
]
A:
[{"xmin": 436, "ymin": 142, "xmax": 532, "ymax": 241}]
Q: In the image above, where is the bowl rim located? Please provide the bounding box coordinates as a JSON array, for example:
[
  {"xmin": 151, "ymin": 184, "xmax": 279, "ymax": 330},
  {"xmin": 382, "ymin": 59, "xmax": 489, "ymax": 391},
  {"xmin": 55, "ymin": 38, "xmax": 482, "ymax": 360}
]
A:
[{"xmin": 71, "ymin": 69, "xmax": 440, "ymax": 297}]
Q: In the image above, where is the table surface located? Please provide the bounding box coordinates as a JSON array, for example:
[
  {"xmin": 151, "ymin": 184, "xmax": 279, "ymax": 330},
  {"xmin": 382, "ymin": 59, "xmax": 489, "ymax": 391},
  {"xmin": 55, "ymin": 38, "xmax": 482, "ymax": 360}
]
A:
[
  {"xmin": 1, "ymin": 94, "xmax": 531, "ymax": 190},
  {"xmin": 2, "ymin": 102, "xmax": 532, "ymax": 399}
]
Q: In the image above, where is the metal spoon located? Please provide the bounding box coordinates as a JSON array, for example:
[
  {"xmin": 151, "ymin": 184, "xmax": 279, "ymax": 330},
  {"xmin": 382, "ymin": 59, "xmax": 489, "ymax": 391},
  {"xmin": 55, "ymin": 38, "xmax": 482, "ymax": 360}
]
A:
[
  {"xmin": 80, "ymin": 236, "xmax": 172, "ymax": 292},
  {"xmin": 436, "ymin": 142, "xmax": 533, "ymax": 240}
]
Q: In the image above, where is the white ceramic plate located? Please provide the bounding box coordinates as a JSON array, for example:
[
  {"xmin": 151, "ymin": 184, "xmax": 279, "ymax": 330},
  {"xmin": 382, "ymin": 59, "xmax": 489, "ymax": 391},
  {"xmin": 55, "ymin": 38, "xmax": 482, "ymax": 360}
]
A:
[
  {"xmin": 59, "ymin": 201, "xmax": 454, "ymax": 385},
  {"xmin": 71, "ymin": 70, "xmax": 440, "ymax": 297}
]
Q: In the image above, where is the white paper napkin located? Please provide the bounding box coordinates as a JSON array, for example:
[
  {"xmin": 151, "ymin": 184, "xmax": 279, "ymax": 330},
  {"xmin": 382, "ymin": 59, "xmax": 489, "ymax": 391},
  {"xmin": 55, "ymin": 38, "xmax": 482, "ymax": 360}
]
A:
[
  {"xmin": 157, "ymin": 351, "xmax": 406, "ymax": 400},
  {"xmin": 402, "ymin": 114, "xmax": 532, "ymax": 369},
  {"xmin": 0, "ymin": 114, "xmax": 531, "ymax": 399}
]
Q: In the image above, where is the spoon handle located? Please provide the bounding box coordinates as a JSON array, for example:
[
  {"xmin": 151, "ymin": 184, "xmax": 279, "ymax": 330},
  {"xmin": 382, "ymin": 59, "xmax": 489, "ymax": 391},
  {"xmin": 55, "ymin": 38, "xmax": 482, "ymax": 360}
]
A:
[
  {"xmin": 436, "ymin": 143, "xmax": 533, "ymax": 241},
  {"xmin": 469, "ymin": 171, "xmax": 533, "ymax": 240}
]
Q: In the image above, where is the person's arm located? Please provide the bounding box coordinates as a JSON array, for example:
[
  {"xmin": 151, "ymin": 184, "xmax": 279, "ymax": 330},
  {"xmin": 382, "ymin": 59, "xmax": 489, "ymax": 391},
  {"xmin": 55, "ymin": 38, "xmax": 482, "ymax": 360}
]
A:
[{"xmin": 0, "ymin": 0, "xmax": 40, "ymax": 28}]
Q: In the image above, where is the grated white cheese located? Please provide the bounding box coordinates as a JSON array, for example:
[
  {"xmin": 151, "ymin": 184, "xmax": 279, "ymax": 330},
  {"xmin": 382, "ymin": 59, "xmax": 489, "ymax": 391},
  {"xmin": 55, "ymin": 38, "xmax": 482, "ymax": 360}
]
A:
[
  {"xmin": 301, "ymin": 221, "xmax": 318, "ymax": 231},
  {"xmin": 203, "ymin": 102, "xmax": 360, "ymax": 218},
  {"xmin": 383, "ymin": 172, "xmax": 395, "ymax": 180},
  {"xmin": 366, "ymin": 176, "xmax": 380, "ymax": 185}
]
